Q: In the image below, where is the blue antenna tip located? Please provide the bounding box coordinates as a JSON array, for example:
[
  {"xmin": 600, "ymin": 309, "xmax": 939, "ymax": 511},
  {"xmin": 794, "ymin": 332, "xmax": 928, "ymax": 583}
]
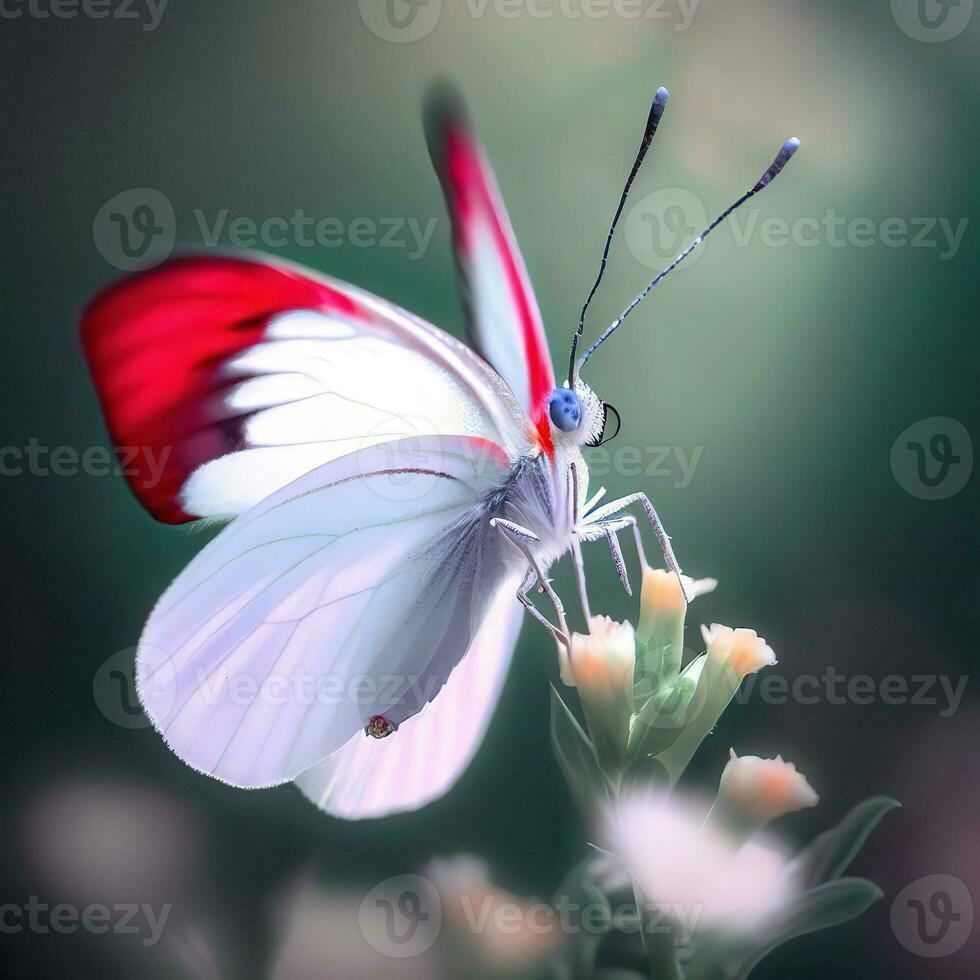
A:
[
  {"xmin": 754, "ymin": 136, "xmax": 801, "ymax": 191},
  {"xmin": 646, "ymin": 86, "xmax": 670, "ymax": 133}
]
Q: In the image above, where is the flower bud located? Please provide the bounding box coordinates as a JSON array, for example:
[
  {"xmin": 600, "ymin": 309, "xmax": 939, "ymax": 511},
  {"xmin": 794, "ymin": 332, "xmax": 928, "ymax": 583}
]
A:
[
  {"xmin": 568, "ymin": 617, "xmax": 636, "ymax": 774},
  {"xmin": 717, "ymin": 752, "xmax": 819, "ymax": 836},
  {"xmin": 636, "ymin": 568, "xmax": 717, "ymax": 687},
  {"xmin": 702, "ymin": 624, "xmax": 776, "ymax": 678}
]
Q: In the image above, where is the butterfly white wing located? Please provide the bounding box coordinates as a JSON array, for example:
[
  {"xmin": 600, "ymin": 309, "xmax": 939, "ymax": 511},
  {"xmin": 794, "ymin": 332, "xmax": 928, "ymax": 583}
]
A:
[
  {"xmin": 295, "ymin": 583, "xmax": 524, "ymax": 819},
  {"xmin": 82, "ymin": 254, "xmax": 531, "ymax": 523},
  {"xmin": 84, "ymin": 91, "xmax": 565, "ymax": 811},
  {"xmin": 137, "ymin": 435, "xmax": 519, "ymax": 788}
]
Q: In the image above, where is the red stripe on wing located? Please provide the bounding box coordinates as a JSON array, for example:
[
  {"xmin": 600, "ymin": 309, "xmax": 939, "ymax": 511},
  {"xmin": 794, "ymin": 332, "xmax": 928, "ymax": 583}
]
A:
[
  {"xmin": 81, "ymin": 255, "xmax": 364, "ymax": 523},
  {"xmin": 428, "ymin": 93, "xmax": 556, "ymax": 458}
]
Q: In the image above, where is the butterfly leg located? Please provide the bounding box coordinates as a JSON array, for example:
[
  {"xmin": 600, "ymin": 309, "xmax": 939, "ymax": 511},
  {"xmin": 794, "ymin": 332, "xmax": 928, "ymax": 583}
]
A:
[
  {"xmin": 580, "ymin": 492, "xmax": 687, "ymax": 602},
  {"xmin": 517, "ymin": 579, "xmax": 568, "ymax": 649},
  {"xmin": 566, "ymin": 463, "xmax": 596, "ymax": 623},
  {"xmin": 576, "ymin": 514, "xmax": 636, "ymax": 597},
  {"xmin": 491, "ymin": 518, "xmax": 569, "ymax": 648},
  {"xmin": 582, "ymin": 485, "xmax": 607, "ymax": 513}
]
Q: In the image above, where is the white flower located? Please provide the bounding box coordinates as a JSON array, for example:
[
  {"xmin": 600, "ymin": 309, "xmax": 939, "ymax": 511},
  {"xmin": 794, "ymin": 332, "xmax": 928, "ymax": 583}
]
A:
[
  {"xmin": 603, "ymin": 790, "xmax": 791, "ymax": 935},
  {"xmin": 718, "ymin": 751, "xmax": 819, "ymax": 827},
  {"xmin": 636, "ymin": 568, "xmax": 717, "ymax": 683},
  {"xmin": 568, "ymin": 616, "xmax": 636, "ymax": 695},
  {"xmin": 701, "ymin": 623, "xmax": 776, "ymax": 677},
  {"xmin": 567, "ymin": 617, "xmax": 636, "ymax": 772},
  {"xmin": 640, "ymin": 567, "xmax": 718, "ymax": 622}
]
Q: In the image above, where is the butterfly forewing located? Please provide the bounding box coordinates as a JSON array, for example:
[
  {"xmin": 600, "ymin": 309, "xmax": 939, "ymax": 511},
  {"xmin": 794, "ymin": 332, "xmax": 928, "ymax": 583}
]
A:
[{"xmin": 82, "ymin": 255, "xmax": 532, "ymax": 522}]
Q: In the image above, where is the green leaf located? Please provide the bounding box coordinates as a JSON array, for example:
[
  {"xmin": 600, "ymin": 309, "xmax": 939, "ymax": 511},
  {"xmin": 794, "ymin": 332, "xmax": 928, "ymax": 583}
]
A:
[
  {"xmin": 632, "ymin": 638, "xmax": 669, "ymax": 706},
  {"xmin": 786, "ymin": 796, "xmax": 900, "ymax": 889},
  {"xmin": 550, "ymin": 685, "xmax": 611, "ymax": 817},
  {"xmin": 686, "ymin": 878, "xmax": 883, "ymax": 980},
  {"xmin": 627, "ymin": 675, "xmax": 697, "ymax": 759},
  {"xmin": 643, "ymin": 653, "xmax": 741, "ymax": 789},
  {"xmin": 734, "ymin": 878, "xmax": 883, "ymax": 979},
  {"xmin": 551, "ymin": 855, "xmax": 631, "ymax": 980}
]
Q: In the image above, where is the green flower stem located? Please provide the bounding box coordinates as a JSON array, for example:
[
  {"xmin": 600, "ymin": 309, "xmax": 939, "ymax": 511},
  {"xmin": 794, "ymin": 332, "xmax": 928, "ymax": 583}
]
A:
[
  {"xmin": 579, "ymin": 694, "xmax": 630, "ymax": 777},
  {"xmin": 654, "ymin": 654, "xmax": 746, "ymax": 787},
  {"xmin": 635, "ymin": 597, "xmax": 685, "ymax": 699}
]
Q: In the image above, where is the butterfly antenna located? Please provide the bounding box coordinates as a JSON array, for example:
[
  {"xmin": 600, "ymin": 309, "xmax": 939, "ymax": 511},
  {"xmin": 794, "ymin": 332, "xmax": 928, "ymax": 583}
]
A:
[
  {"xmin": 577, "ymin": 137, "xmax": 801, "ymax": 372},
  {"xmin": 567, "ymin": 86, "xmax": 669, "ymax": 385}
]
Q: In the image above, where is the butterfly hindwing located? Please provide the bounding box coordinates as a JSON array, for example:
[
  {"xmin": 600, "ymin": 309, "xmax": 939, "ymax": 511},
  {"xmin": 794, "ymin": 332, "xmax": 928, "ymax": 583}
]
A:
[
  {"xmin": 137, "ymin": 435, "xmax": 517, "ymax": 788},
  {"xmin": 295, "ymin": 583, "xmax": 524, "ymax": 819}
]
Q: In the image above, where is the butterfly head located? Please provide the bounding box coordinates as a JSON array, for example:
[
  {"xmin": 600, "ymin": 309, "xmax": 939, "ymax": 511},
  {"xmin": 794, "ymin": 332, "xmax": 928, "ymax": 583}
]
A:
[{"xmin": 547, "ymin": 381, "xmax": 620, "ymax": 448}]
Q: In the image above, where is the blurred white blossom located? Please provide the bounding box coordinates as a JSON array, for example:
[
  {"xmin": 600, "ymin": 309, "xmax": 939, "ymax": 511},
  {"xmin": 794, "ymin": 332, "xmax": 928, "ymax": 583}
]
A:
[{"xmin": 603, "ymin": 790, "xmax": 791, "ymax": 935}]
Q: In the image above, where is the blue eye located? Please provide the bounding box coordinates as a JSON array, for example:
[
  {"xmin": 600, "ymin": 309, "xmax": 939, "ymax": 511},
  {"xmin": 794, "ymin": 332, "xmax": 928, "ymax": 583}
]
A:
[{"xmin": 548, "ymin": 388, "xmax": 582, "ymax": 432}]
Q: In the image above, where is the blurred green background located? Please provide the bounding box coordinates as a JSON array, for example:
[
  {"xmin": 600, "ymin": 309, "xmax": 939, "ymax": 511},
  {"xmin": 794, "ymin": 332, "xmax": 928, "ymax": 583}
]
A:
[{"xmin": 1, "ymin": 1, "xmax": 977, "ymax": 977}]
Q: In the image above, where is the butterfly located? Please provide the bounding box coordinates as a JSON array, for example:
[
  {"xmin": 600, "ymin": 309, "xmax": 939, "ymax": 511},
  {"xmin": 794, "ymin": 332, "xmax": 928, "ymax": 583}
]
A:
[{"xmin": 82, "ymin": 84, "xmax": 798, "ymax": 819}]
